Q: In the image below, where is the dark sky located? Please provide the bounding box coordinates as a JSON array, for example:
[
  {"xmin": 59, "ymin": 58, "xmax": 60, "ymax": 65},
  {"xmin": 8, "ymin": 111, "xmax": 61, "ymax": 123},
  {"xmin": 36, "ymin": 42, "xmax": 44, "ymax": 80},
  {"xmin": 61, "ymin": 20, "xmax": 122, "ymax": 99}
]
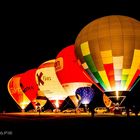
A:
[{"xmin": 0, "ymin": 1, "xmax": 140, "ymax": 111}]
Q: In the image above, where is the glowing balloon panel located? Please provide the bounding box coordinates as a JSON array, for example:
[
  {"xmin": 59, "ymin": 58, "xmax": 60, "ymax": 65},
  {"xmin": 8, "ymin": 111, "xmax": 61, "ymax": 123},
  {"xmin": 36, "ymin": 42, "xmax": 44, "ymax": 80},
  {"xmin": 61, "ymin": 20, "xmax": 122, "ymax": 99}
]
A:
[{"xmin": 75, "ymin": 15, "xmax": 140, "ymax": 91}]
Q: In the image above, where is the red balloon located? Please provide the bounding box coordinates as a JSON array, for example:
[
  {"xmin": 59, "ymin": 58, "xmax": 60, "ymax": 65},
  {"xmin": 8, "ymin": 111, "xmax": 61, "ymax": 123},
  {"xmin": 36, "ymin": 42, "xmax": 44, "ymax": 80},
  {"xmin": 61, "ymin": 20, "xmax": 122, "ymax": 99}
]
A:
[
  {"xmin": 55, "ymin": 45, "xmax": 93, "ymax": 84},
  {"xmin": 20, "ymin": 69, "xmax": 38, "ymax": 107}
]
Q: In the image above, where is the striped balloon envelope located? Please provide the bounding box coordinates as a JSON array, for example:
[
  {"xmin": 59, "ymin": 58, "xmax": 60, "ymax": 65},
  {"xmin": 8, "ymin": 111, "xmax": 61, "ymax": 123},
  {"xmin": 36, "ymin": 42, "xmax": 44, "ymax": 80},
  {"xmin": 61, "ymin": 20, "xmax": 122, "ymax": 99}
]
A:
[{"xmin": 75, "ymin": 15, "xmax": 140, "ymax": 92}]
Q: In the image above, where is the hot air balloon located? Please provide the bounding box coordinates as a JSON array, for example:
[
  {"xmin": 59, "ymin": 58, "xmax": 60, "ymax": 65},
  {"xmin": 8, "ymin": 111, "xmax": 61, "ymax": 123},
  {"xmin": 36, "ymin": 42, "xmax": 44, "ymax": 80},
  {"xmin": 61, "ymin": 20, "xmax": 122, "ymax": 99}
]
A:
[
  {"xmin": 7, "ymin": 74, "xmax": 31, "ymax": 112},
  {"xmin": 75, "ymin": 15, "xmax": 140, "ymax": 105},
  {"xmin": 36, "ymin": 59, "xmax": 67, "ymax": 109},
  {"xmin": 55, "ymin": 45, "xmax": 93, "ymax": 106},
  {"xmin": 75, "ymin": 87, "xmax": 95, "ymax": 112},
  {"xmin": 20, "ymin": 69, "xmax": 38, "ymax": 109}
]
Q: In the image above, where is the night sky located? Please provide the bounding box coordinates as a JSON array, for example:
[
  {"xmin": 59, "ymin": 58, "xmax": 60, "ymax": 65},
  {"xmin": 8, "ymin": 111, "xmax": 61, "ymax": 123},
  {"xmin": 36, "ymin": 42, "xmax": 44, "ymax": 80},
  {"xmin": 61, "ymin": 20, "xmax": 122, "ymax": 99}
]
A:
[{"xmin": 0, "ymin": 1, "xmax": 140, "ymax": 112}]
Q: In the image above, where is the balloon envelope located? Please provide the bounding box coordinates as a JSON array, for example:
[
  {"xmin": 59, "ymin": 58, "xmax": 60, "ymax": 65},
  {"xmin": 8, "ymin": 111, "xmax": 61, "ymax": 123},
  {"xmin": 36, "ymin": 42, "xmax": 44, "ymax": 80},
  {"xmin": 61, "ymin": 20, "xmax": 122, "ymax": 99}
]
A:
[
  {"xmin": 55, "ymin": 45, "xmax": 93, "ymax": 96},
  {"xmin": 36, "ymin": 59, "xmax": 67, "ymax": 107},
  {"xmin": 75, "ymin": 87, "xmax": 95, "ymax": 104},
  {"xmin": 20, "ymin": 69, "xmax": 38, "ymax": 108},
  {"xmin": 7, "ymin": 74, "xmax": 31, "ymax": 110},
  {"xmin": 75, "ymin": 15, "xmax": 140, "ymax": 92}
]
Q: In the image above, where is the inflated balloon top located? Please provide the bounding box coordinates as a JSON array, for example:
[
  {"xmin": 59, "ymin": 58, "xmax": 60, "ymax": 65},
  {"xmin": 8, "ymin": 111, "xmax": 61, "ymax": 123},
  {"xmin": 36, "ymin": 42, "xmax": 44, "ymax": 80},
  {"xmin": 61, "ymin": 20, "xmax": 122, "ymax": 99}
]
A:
[{"xmin": 75, "ymin": 15, "xmax": 140, "ymax": 92}]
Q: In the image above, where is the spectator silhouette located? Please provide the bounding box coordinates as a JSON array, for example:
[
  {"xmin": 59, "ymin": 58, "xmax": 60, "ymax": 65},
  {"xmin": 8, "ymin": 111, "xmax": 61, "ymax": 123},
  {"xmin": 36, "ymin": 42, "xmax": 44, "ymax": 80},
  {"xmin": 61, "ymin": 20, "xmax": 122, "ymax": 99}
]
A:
[
  {"xmin": 125, "ymin": 93, "xmax": 131, "ymax": 117},
  {"xmin": 88, "ymin": 99, "xmax": 95, "ymax": 117},
  {"xmin": 37, "ymin": 106, "xmax": 41, "ymax": 115}
]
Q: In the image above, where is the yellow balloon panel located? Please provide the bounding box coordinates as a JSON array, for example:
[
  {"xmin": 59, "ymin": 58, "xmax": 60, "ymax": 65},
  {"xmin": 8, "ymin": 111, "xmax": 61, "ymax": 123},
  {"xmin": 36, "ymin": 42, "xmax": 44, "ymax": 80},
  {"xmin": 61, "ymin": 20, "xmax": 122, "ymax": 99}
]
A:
[{"xmin": 101, "ymin": 50, "xmax": 113, "ymax": 64}]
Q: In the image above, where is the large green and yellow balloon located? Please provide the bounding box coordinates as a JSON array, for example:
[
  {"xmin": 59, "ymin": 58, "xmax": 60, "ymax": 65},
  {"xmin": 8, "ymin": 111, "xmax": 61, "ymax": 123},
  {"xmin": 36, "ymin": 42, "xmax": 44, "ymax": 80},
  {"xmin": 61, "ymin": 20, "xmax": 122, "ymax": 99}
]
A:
[{"xmin": 75, "ymin": 15, "xmax": 140, "ymax": 92}]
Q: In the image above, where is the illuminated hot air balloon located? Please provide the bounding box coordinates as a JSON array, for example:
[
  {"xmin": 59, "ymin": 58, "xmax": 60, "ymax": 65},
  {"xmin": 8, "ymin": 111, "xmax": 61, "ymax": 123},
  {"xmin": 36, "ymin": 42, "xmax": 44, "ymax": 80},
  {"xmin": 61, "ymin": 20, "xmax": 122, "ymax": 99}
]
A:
[
  {"xmin": 75, "ymin": 15, "xmax": 140, "ymax": 104},
  {"xmin": 7, "ymin": 74, "xmax": 31, "ymax": 112},
  {"xmin": 36, "ymin": 59, "xmax": 67, "ymax": 109},
  {"xmin": 55, "ymin": 45, "xmax": 93, "ymax": 99},
  {"xmin": 75, "ymin": 87, "xmax": 95, "ymax": 105},
  {"xmin": 20, "ymin": 69, "xmax": 38, "ymax": 108}
]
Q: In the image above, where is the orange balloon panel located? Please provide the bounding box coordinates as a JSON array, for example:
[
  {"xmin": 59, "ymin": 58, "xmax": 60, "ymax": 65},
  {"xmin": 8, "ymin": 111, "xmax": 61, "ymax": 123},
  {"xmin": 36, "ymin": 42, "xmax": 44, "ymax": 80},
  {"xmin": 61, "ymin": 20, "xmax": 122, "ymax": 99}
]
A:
[
  {"xmin": 7, "ymin": 74, "xmax": 31, "ymax": 110},
  {"xmin": 75, "ymin": 15, "xmax": 140, "ymax": 92}
]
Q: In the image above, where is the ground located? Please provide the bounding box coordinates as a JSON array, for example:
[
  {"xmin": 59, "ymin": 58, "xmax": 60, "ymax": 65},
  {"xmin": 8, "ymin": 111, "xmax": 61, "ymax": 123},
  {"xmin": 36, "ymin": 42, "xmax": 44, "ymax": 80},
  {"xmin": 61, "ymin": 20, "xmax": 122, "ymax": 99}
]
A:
[{"xmin": 0, "ymin": 112, "xmax": 140, "ymax": 138}]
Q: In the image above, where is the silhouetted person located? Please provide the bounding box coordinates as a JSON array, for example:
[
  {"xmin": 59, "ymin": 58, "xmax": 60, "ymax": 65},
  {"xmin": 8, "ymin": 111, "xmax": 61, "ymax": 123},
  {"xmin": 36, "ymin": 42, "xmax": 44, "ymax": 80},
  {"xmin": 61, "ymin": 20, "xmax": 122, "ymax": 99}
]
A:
[
  {"xmin": 125, "ymin": 93, "xmax": 131, "ymax": 117},
  {"xmin": 37, "ymin": 105, "xmax": 41, "ymax": 115},
  {"xmin": 132, "ymin": 105, "xmax": 139, "ymax": 117},
  {"xmin": 88, "ymin": 99, "xmax": 95, "ymax": 117},
  {"xmin": 125, "ymin": 106, "xmax": 130, "ymax": 117},
  {"xmin": 133, "ymin": 96, "xmax": 140, "ymax": 116}
]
